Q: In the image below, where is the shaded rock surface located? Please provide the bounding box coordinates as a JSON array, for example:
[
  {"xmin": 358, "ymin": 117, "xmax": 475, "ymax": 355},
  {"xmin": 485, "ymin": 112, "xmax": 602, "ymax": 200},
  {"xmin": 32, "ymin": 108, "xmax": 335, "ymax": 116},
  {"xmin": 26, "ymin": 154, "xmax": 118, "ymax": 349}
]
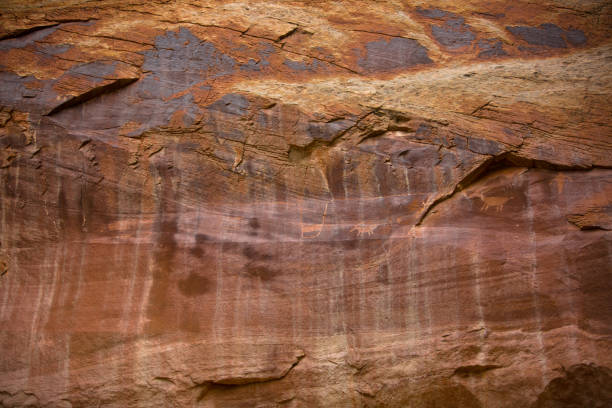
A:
[{"xmin": 0, "ymin": 1, "xmax": 611, "ymax": 407}]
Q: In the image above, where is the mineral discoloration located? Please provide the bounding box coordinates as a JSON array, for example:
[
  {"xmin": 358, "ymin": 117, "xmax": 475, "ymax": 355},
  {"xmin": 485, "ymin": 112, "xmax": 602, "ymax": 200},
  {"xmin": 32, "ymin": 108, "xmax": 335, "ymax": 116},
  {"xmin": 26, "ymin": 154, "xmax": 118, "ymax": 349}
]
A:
[
  {"xmin": 357, "ymin": 37, "xmax": 432, "ymax": 72},
  {"xmin": 507, "ymin": 23, "xmax": 587, "ymax": 49},
  {"xmin": 431, "ymin": 17, "xmax": 476, "ymax": 50},
  {"xmin": 1, "ymin": 0, "xmax": 611, "ymax": 407},
  {"xmin": 416, "ymin": 7, "xmax": 455, "ymax": 20},
  {"xmin": 415, "ymin": 7, "xmax": 476, "ymax": 51},
  {"xmin": 477, "ymin": 39, "xmax": 507, "ymax": 58}
]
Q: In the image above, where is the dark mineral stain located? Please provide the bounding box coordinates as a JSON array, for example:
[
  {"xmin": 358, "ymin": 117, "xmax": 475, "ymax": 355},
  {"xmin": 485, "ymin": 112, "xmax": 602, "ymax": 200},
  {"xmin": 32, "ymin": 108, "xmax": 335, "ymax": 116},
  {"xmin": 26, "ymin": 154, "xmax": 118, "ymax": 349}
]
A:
[
  {"xmin": 507, "ymin": 24, "xmax": 566, "ymax": 48},
  {"xmin": 415, "ymin": 123, "xmax": 432, "ymax": 139},
  {"xmin": 507, "ymin": 23, "xmax": 586, "ymax": 49},
  {"xmin": 245, "ymin": 265, "xmax": 278, "ymax": 281},
  {"xmin": 190, "ymin": 233, "xmax": 211, "ymax": 258},
  {"xmin": 439, "ymin": 150, "xmax": 458, "ymax": 172},
  {"xmin": 0, "ymin": 25, "xmax": 59, "ymax": 50},
  {"xmin": 326, "ymin": 157, "xmax": 346, "ymax": 199},
  {"xmin": 48, "ymin": 27, "xmax": 229, "ymax": 135},
  {"xmin": 242, "ymin": 245, "xmax": 278, "ymax": 281},
  {"xmin": 219, "ymin": 128, "xmax": 247, "ymax": 143},
  {"xmin": 565, "ymin": 28, "xmax": 587, "ymax": 46},
  {"xmin": 207, "ymin": 93, "xmax": 250, "ymax": 116},
  {"xmin": 195, "ymin": 233, "xmax": 210, "ymax": 244},
  {"xmin": 415, "ymin": 7, "xmax": 475, "ymax": 50},
  {"xmin": 177, "ymin": 271, "xmax": 210, "ymax": 297},
  {"xmin": 41, "ymin": 43, "xmax": 71, "ymax": 56},
  {"xmin": 517, "ymin": 46, "xmax": 547, "ymax": 55},
  {"xmin": 69, "ymin": 61, "xmax": 119, "ymax": 79},
  {"xmin": 358, "ymin": 37, "xmax": 432, "ymax": 72},
  {"xmin": 206, "ymin": 93, "xmax": 250, "ymax": 142},
  {"xmin": 248, "ymin": 217, "xmax": 260, "ymax": 230},
  {"xmin": 256, "ymin": 104, "xmax": 282, "ymax": 129},
  {"xmin": 145, "ymin": 165, "xmax": 179, "ymax": 334},
  {"xmin": 477, "ymin": 39, "xmax": 507, "ymax": 58},
  {"xmin": 431, "ymin": 18, "xmax": 475, "ymax": 50},
  {"xmin": 396, "ymin": 145, "xmax": 439, "ymax": 168},
  {"xmin": 416, "ymin": 7, "xmax": 456, "ymax": 20},
  {"xmin": 189, "ymin": 246, "xmax": 204, "ymax": 258},
  {"xmin": 375, "ymin": 159, "xmax": 393, "ymax": 196},
  {"xmin": 0, "ymin": 71, "xmax": 56, "ymax": 114},
  {"xmin": 223, "ymin": 241, "xmax": 240, "ymax": 252},
  {"xmin": 145, "ymin": 28, "xmax": 236, "ymax": 85},
  {"xmin": 247, "ymin": 217, "xmax": 260, "ymax": 236},
  {"xmin": 468, "ymin": 137, "xmax": 504, "ymax": 155},
  {"xmin": 341, "ymin": 239, "xmax": 359, "ymax": 250},
  {"xmin": 283, "ymin": 58, "xmax": 325, "ymax": 72},
  {"xmin": 376, "ymin": 264, "xmax": 389, "ymax": 284},
  {"xmin": 243, "ymin": 246, "xmax": 273, "ymax": 261},
  {"xmin": 306, "ymin": 118, "xmax": 356, "ymax": 142},
  {"xmin": 240, "ymin": 43, "xmax": 275, "ymax": 72},
  {"xmin": 241, "ymin": 58, "xmax": 265, "ymax": 71}
]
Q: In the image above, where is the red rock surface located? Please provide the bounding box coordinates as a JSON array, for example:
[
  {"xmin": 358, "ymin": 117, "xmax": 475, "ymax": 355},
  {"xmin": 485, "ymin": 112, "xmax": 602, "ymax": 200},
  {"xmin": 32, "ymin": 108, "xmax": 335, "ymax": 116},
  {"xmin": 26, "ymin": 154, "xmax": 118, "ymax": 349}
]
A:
[{"xmin": 1, "ymin": 1, "xmax": 611, "ymax": 407}]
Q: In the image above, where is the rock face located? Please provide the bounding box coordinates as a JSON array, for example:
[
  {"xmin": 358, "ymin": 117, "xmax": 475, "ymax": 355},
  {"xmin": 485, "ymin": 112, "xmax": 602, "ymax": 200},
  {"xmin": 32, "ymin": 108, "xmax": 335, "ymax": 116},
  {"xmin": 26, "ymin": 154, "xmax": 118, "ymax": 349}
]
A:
[{"xmin": 1, "ymin": 1, "xmax": 611, "ymax": 407}]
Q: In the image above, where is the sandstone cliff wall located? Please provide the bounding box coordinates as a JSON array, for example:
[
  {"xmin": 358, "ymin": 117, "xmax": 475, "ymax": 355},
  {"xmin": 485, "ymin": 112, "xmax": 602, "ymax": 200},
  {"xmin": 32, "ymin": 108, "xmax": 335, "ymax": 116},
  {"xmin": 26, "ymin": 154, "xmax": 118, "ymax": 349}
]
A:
[{"xmin": 1, "ymin": 1, "xmax": 611, "ymax": 407}]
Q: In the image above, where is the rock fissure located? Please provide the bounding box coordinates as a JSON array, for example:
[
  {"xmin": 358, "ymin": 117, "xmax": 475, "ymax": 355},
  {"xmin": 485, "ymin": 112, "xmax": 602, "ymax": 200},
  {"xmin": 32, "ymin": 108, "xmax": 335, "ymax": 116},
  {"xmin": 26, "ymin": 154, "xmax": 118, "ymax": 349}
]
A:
[
  {"xmin": 0, "ymin": 19, "xmax": 96, "ymax": 40},
  {"xmin": 56, "ymin": 27, "xmax": 156, "ymax": 46},
  {"xmin": 45, "ymin": 77, "xmax": 139, "ymax": 115}
]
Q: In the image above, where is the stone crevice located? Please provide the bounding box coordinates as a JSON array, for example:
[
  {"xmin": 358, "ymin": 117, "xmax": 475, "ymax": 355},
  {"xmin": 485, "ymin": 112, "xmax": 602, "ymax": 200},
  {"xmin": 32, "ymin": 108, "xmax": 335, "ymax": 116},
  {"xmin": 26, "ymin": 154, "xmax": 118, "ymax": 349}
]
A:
[
  {"xmin": 45, "ymin": 76, "xmax": 139, "ymax": 116},
  {"xmin": 0, "ymin": 19, "xmax": 96, "ymax": 41}
]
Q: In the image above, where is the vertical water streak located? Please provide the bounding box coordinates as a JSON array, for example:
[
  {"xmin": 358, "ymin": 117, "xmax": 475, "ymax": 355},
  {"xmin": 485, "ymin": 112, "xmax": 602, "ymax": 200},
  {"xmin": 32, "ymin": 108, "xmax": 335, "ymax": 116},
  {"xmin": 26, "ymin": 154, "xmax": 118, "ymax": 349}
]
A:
[
  {"xmin": 525, "ymin": 175, "xmax": 549, "ymax": 385},
  {"xmin": 470, "ymin": 239, "xmax": 488, "ymax": 363}
]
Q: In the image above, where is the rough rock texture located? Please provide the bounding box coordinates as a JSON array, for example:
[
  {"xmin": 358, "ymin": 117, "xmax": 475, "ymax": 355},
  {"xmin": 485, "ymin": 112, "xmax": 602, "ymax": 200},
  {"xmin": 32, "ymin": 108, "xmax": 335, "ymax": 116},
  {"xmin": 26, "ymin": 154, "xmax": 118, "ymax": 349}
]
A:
[{"xmin": 1, "ymin": 1, "xmax": 611, "ymax": 407}]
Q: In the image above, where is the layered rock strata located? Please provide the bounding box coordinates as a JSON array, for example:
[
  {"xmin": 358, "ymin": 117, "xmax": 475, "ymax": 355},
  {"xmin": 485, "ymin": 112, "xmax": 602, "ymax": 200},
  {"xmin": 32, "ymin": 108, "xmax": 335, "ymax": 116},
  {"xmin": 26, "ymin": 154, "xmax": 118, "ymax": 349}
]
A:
[{"xmin": 1, "ymin": 1, "xmax": 611, "ymax": 407}]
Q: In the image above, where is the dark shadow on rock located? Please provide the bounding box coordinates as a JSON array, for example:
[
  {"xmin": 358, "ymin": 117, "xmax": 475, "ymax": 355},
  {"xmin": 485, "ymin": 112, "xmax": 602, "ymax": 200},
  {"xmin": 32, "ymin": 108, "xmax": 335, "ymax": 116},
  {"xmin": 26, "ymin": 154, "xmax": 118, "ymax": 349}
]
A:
[{"xmin": 531, "ymin": 364, "xmax": 612, "ymax": 408}]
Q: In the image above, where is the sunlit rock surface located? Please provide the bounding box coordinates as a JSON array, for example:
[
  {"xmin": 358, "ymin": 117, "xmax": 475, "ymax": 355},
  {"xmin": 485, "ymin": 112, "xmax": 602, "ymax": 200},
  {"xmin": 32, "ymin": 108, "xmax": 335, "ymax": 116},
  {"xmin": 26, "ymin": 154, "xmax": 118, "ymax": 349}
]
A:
[{"xmin": 1, "ymin": 1, "xmax": 611, "ymax": 407}]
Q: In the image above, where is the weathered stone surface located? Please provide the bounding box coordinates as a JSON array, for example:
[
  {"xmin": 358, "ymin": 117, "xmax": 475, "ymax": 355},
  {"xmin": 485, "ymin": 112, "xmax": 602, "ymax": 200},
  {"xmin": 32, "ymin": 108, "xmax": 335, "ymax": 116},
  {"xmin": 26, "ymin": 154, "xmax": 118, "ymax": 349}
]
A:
[{"xmin": 0, "ymin": 1, "xmax": 611, "ymax": 407}]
